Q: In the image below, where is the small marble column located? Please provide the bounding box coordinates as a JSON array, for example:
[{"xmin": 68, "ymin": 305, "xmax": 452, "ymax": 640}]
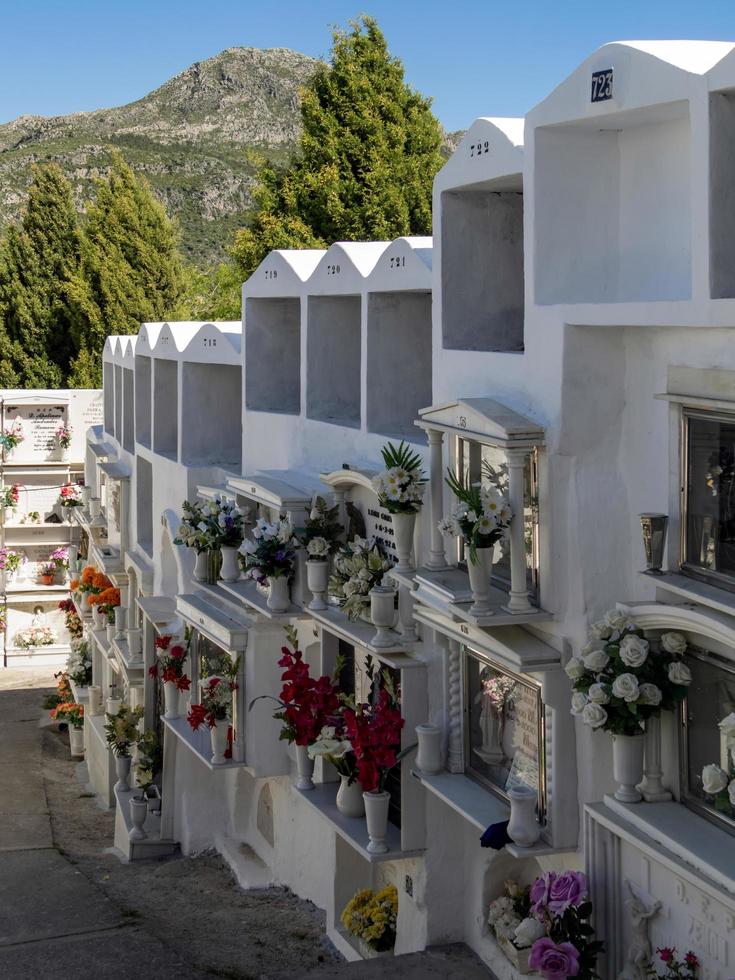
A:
[
  {"xmin": 447, "ymin": 640, "xmax": 464, "ymax": 773},
  {"xmin": 638, "ymin": 715, "xmax": 672, "ymax": 802},
  {"xmin": 425, "ymin": 428, "xmax": 449, "ymax": 570},
  {"xmin": 503, "ymin": 448, "xmax": 533, "ymax": 614}
]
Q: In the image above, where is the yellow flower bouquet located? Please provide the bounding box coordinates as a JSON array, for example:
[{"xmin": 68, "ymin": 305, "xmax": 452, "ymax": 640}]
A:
[{"xmin": 341, "ymin": 884, "xmax": 397, "ymax": 953}]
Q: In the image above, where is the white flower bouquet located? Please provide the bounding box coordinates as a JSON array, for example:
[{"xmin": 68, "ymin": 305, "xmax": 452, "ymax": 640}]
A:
[
  {"xmin": 67, "ymin": 638, "xmax": 92, "ymax": 686},
  {"xmin": 328, "ymin": 537, "xmax": 393, "ymax": 621},
  {"xmin": 372, "ymin": 441, "xmax": 425, "ymax": 515},
  {"xmin": 174, "ymin": 495, "xmax": 245, "ymax": 552},
  {"xmin": 566, "ymin": 612, "xmax": 692, "ymax": 735},
  {"xmin": 299, "ymin": 496, "xmax": 343, "ymax": 558},
  {"xmin": 14, "ymin": 625, "xmax": 56, "ymax": 649},
  {"xmin": 239, "ymin": 516, "xmax": 299, "ymax": 582},
  {"xmin": 439, "ymin": 467, "xmax": 511, "ymax": 564},
  {"xmin": 699, "ymin": 712, "xmax": 735, "ymax": 816}
]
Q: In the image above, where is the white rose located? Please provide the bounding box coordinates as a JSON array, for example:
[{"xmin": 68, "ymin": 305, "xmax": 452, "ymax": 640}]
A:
[
  {"xmin": 729, "ymin": 780, "xmax": 735, "ymax": 808},
  {"xmin": 612, "ymin": 673, "xmax": 640, "ymax": 702},
  {"xmin": 564, "ymin": 657, "xmax": 586, "ymax": 680},
  {"xmin": 619, "ymin": 634, "xmax": 649, "ymax": 668},
  {"xmin": 571, "ymin": 692, "xmax": 589, "ymax": 715},
  {"xmin": 661, "ymin": 631, "xmax": 687, "ymax": 655},
  {"xmin": 701, "ymin": 763, "xmax": 728, "ymax": 796},
  {"xmin": 581, "ymin": 639, "xmax": 605, "ymax": 655},
  {"xmin": 719, "ymin": 712, "xmax": 735, "ymax": 742},
  {"xmin": 583, "ymin": 649, "xmax": 610, "ymax": 672},
  {"xmin": 605, "ymin": 609, "xmax": 628, "ymax": 631},
  {"xmin": 667, "ymin": 661, "xmax": 692, "ymax": 686},
  {"xmin": 590, "ymin": 621, "xmax": 613, "ymax": 641},
  {"xmin": 588, "ymin": 682, "xmax": 610, "ymax": 705},
  {"xmin": 582, "ymin": 702, "xmax": 608, "ymax": 729},
  {"xmin": 638, "ymin": 683, "xmax": 662, "ymax": 706},
  {"xmin": 514, "ymin": 916, "xmax": 546, "ymax": 949}
]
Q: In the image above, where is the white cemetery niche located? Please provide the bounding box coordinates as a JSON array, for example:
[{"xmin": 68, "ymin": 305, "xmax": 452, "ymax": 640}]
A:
[
  {"xmin": 134, "ymin": 354, "xmax": 152, "ymax": 448},
  {"xmin": 244, "ymin": 250, "xmax": 324, "ymax": 416},
  {"xmin": 707, "ymin": 52, "xmax": 735, "ymax": 299},
  {"xmin": 434, "ymin": 118, "xmax": 525, "ymax": 353},
  {"xmin": 2, "ymin": 398, "xmax": 68, "ymax": 463},
  {"xmin": 152, "ymin": 357, "xmax": 178, "ymax": 460},
  {"xmin": 97, "ymin": 461, "xmax": 129, "ymax": 563},
  {"xmin": 529, "ymin": 43, "xmax": 700, "ymax": 306},
  {"xmin": 365, "ymin": 238, "xmax": 433, "ymax": 438},
  {"xmin": 306, "ymin": 243, "xmax": 388, "ymax": 429},
  {"xmin": 136, "ymin": 457, "xmax": 153, "ymax": 557},
  {"xmin": 103, "ymin": 360, "xmax": 114, "ymax": 437}
]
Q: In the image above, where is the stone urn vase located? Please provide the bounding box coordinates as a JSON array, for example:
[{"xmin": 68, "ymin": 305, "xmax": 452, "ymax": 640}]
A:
[
  {"xmin": 306, "ymin": 559, "xmax": 329, "ymax": 611},
  {"xmin": 114, "ymin": 606, "xmax": 127, "ymax": 639},
  {"xmin": 219, "ymin": 545, "xmax": 241, "ymax": 583},
  {"xmin": 369, "ymin": 585, "xmax": 397, "ymax": 647},
  {"xmin": 69, "ymin": 725, "xmax": 85, "ymax": 758},
  {"xmin": 163, "ymin": 681, "xmax": 180, "ymax": 720},
  {"xmin": 467, "ymin": 546, "xmax": 494, "ymax": 616},
  {"xmin": 210, "ymin": 721, "xmax": 229, "ymax": 765},
  {"xmin": 115, "ymin": 754, "xmax": 132, "ymax": 792},
  {"xmin": 336, "ymin": 776, "xmax": 365, "ymax": 818},
  {"xmin": 415, "ymin": 723, "xmax": 442, "ymax": 775},
  {"xmin": 612, "ymin": 733, "xmax": 645, "ymax": 803},
  {"xmin": 363, "ymin": 790, "xmax": 391, "ymax": 854},
  {"xmin": 391, "ymin": 511, "xmax": 417, "ymax": 573},
  {"xmin": 129, "ymin": 796, "xmax": 148, "ymax": 842},
  {"xmin": 193, "ymin": 550, "xmax": 208, "ymax": 582},
  {"xmin": 294, "ymin": 744, "xmax": 314, "ymax": 790},
  {"xmin": 507, "ymin": 785, "xmax": 541, "ymax": 847},
  {"xmin": 267, "ymin": 575, "xmax": 290, "ymax": 613}
]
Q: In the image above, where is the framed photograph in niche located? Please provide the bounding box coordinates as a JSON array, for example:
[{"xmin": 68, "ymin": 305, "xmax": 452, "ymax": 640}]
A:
[{"xmin": 463, "ymin": 646, "xmax": 546, "ymax": 819}]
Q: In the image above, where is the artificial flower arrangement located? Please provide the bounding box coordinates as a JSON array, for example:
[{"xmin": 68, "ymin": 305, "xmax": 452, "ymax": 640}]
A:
[
  {"xmin": 49, "ymin": 547, "xmax": 69, "ymax": 571},
  {"xmin": 58, "ymin": 598, "xmax": 83, "ymax": 639},
  {"xmin": 371, "ymin": 440, "xmax": 425, "ymax": 514},
  {"xmin": 74, "ymin": 565, "xmax": 111, "ymax": 602},
  {"xmin": 58, "ymin": 483, "xmax": 83, "ymax": 509},
  {"xmin": 0, "ymin": 483, "xmax": 20, "ymax": 510},
  {"xmin": 174, "ymin": 495, "xmax": 246, "ymax": 552},
  {"xmin": 0, "ymin": 547, "xmax": 26, "ymax": 576},
  {"xmin": 566, "ymin": 612, "xmax": 692, "ymax": 735},
  {"xmin": 104, "ymin": 704, "xmax": 144, "ymax": 757},
  {"xmin": 439, "ymin": 465, "xmax": 512, "ymax": 563},
  {"xmin": 51, "ymin": 702, "xmax": 84, "ymax": 729},
  {"xmin": 647, "ymin": 947, "xmax": 700, "ymax": 979},
  {"xmin": 342, "ymin": 676, "xmax": 408, "ymax": 793},
  {"xmin": 67, "ymin": 638, "xmax": 92, "ymax": 688},
  {"xmin": 341, "ymin": 884, "xmax": 398, "ymax": 953},
  {"xmin": 135, "ymin": 730, "xmax": 163, "ymax": 796},
  {"xmin": 187, "ymin": 657, "xmax": 240, "ymax": 732},
  {"xmin": 252, "ymin": 626, "xmax": 341, "ymax": 747},
  {"xmin": 328, "ymin": 536, "xmax": 393, "ymax": 621},
  {"xmin": 55, "ymin": 423, "xmax": 73, "ymax": 450},
  {"xmin": 308, "ymin": 723, "xmax": 358, "ymax": 784},
  {"xmin": 14, "ymin": 624, "xmax": 56, "ymax": 649},
  {"xmin": 88, "ymin": 586, "xmax": 121, "ymax": 623},
  {"xmin": 43, "ymin": 671, "xmax": 73, "ymax": 711},
  {"xmin": 299, "ymin": 495, "xmax": 343, "ymax": 560},
  {"xmin": 22, "ymin": 511, "xmax": 41, "ymax": 525},
  {"xmin": 0, "ymin": 421, "xmax": 24, "ymax": 453},
  {"xmin": 38, "ymin": 561, "xmax": 57, "ymax": 585},
  {"xmin": 698, "ymin": 711, "xmax": 735, "ymax": 816},
  {"xmin": 239, "ymin": 516, "xmax": 299, "ymax": 583},
  {"xmin": 148, "ymin": 630, "xmax": 192, "ymax": 693},
  {"xmin": 488, "ymin": 873, "xmax": 603, "ymax": 979}
]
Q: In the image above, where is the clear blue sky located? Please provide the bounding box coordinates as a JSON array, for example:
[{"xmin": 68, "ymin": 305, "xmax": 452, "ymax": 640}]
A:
[{"xmin": 1, "ymin": 0, "xmax": 734, "ymax": 130}]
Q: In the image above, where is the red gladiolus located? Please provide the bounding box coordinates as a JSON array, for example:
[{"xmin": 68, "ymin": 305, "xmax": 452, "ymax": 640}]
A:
[
  {"xmin": 343, "ymin": 688, "xmax": 404, "ymax": 792},
  {"xmin": 155, "ymin": 634, "xmax": 172, "ymax": 650},
  {"xmin": 148, "ymin": 664, "xmax": 158, "ymax": 678},
  {"xmin": 187, "ymin": 703, "xmax": 209, "ymax": 730},
  {"xmin": 658, "ymin": 948, "xmax": 674, "ymax": 964},
  {"xmin": 176, "ymin": 675, "xmax": 191, "ymax": 692},
  {"xmin": 684, "ymin": 952, "xmax": 699, "ymax": 969},
  {"xmin": 170, "ymin": 644, "xmax": 185, "ymax": 659}
]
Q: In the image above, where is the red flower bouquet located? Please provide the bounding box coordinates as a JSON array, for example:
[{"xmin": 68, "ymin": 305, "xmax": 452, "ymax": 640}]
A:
[
  {"xmin": 343, "ymin": 684, "xmax": 407, "ymax": 793},
  {"xmin": 148, "ymin": 632, "xmax": 191, "ymax": 691}
]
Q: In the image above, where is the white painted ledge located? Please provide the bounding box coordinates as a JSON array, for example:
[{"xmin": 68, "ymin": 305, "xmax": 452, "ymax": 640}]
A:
[
  {"xmin": 412, "ymin": 769, "xmax": 509, "ymax": 832},
  {"xmin": 161, "ymin": 716, "xmax": 248, "ymax": 772}
]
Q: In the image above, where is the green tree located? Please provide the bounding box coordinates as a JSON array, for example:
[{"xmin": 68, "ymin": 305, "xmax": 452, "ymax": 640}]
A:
[
  {"xmin": 231, "ymin": 16, "xmax": 444, "ymax": 280},
  {"xmin": 68, "ymin": 150, "xmax": 184, "ymax": 385},
  {"xmin": 0, "ymin": 163, "xmax": 82, "ymax": 386}
]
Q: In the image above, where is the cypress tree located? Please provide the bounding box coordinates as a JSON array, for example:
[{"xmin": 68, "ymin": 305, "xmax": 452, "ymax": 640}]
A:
[
  {"xmin": 68, "ymin": 150, "xmax": 184, "ymax": 385},
  {"xmin": 0, "ymin": 163, "xmax": 81, "ymax": 386},
  {"xmin": 232, "ymin": 16, "xmax": 445, "ymax": 279}
]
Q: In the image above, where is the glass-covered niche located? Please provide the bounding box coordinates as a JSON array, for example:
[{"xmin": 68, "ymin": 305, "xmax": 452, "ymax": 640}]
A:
[
  {"xmin": 455, "ymin": 437, "xmax": 538, "ymax": 595},
  {"xmin": 463, "ymin": 646, "xmax": 546, "ymax": 818},
  {"xmin": 682, "ymin": 409, "xmax": 735, "ymax": 588},
  {"xmin": 680, "ymin": 646, "xmax": 735, "ymax": 834}
]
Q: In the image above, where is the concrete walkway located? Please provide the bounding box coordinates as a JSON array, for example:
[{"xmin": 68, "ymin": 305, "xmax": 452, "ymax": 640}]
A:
[{"xmin": 0, "ymin": 671, "xmax": 494, "ymax": 979}]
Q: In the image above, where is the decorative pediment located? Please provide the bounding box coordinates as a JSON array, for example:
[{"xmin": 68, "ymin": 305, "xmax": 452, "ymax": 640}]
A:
[
  {"xmin": 319, "ymin": 467, "xmax": 377, "ymax": 495},
  {"xmin": 98, "ymin": 459, "xmax": 131, "ymax": 481},
  {"xmin": 244, "ymin": 248, "xmax": 326, "ymax": 298},
  {"xmin": 417, "ymin": 398, "xmax": 544, "ymax": 449},
  {"xmin": 177, "ymin": 593, "xmax": 249, "ymax": 651},
  {"xmin": 227, "ymin": 470, "xmax": 324, "ymax": 513},
  {"xmin": 367, "ymin": 237, "xmax": 432, "ymax": 292},
  {"xmin": 309, "ymin": 241, "xmax": 390, "ymax": 294},
  {"xmin": 435, "ymin": 117, "xmax": 524, "ymax": 194}
]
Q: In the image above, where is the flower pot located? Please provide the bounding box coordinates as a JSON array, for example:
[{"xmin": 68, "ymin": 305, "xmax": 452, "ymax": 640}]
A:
[
  {"xmin": 106, "ymin": 622, "xmax": 116, "ymax": 644},
  {"xmin": 306, "ymin": 559, "xmax": 330, "ymax": 611},
  {"xmin": 88, "ymin": 686, "xmax": 103, "ymax": 716},
  {"xmin": 267, "ymin": 575, "xmax": 290, "ymax": 613},
  {"xmin": 210, "ymin": 721, "xmax": 229, "ymax": 765},
  {"xmin": 115, "ymin": 754, "xmax": 132, "ymax": 792},
  {"xmin": 507, "ymin": 785, "xmax": 541, "ymax": 847},
  {"xmin": 59, "ymin": 446, "xmax": 70, "ymax": 463},
  {"xmin": 129, "ymin": 796, "xmax": 148, "ymax": 842},
  {"xmin": 294, "ymin": 743, "xmax": 314, "ymax": 790},
  {"xmin": 91, "ymin": 605, "xmax": 105, "ymax": 631},
  {"xmin": 467, "ymin": 547, "xmax": 494, "ymax": 616},
  {"xmin": 415, "ymin": 723, "xmax": 442, "ymax": 775},
  {"xmin": 69, "ymin": 725, "xmax": 85, "ymax": 757},
  {"xmin": 163, "ymin": 681, "xmax": 181, "ymax": 720},
  {"xmin": 39, "ymin": 574, "xmax": 55, "ymax": 586},
  {"xmin": 391, "ymin": 511, "xmax": 417, "ymax": 573},
  {"xmin": 358, "ymin": 939, "xmax": 393, "ymax": 960},
  {"xmin": 106, "ymin": 697, "xmax": 121, "ymax": 716},
  {"xmin": 219, "ymin": 545, "xmax": 241, "ymax": 582},
  {"xmin": 369, "ymin": 586, "xmax": 397, "ymax": 647},
  {"xmin": 126, "ymin": 628, "xmax": 143, "ymax": 662},
  {"xmin": 612, "ymin": 733, "xmax": 645, "ymax": 803},
  {"xmin": 336, "ymin": 775, "xmax": 365, "ymax": 817},
  {"xmin": 363, "ymin": 790, "xmax": 391, "ymax": 854},
  {"xmin": 114, "ymin": 606, "xmax": 127, "ymax": 639},
  {"xmin": 193, "ymin": 549, "xmax": 208, "ymax": 582},
  {"xmin": 4, "ymin": 507, "xmax": 14, "ymax": 524}
]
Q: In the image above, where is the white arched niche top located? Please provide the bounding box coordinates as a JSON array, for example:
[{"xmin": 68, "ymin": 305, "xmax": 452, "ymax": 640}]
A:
[{"xmin": 618, "ymin": 600, "xmax": 735, "ymax": 662}]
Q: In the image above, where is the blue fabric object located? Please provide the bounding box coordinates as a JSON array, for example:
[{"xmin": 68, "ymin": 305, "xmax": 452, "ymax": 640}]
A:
[{"xmin": 480, "ymin": 820, "xmax": 511, "ymax": 849}]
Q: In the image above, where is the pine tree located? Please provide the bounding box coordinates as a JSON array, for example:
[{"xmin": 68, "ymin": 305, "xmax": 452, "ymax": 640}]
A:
[
  {"xmin": 68, "ymin": 150, "xmax": 184, "ymax": 385},
  {"xmin": 0, "ymin": 163, "xmax": 82, "ymax": 386},
  {"xmin": 232, "ymin": 17, "xmax": 444, "ymax": 279}
]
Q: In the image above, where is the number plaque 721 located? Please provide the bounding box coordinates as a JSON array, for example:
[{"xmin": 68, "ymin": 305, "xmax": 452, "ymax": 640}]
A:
[{"xmin": 590, "ymin": 68, "xmax": 613, "ymax": 103}]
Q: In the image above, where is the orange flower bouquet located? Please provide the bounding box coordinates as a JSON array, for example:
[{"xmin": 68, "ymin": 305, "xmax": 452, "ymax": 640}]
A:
[{"xmin": 89, "ymin": 587, "xmax": 121, "ymax": 622}]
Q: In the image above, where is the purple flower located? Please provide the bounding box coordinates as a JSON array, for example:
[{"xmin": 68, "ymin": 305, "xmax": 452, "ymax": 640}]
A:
[
  {"xmin": 530, "ymin": 872, "xmax": 554, "ymax": 917},
  {"xmin": 275, "ymin": 550, "xmax": 285, "ymax": 562},
  {"xmin": 547, "ymin": 871, "xmax": 588, "ymax": 915},
  {"xmin": 528, "ymin": 938, "xmax": 580, "ymax": 980}
]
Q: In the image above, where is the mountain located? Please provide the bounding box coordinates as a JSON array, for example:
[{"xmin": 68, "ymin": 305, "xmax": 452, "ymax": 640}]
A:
[{"xmin": 0, "ymin": 48, "xmax": 317, "ymax": 265}]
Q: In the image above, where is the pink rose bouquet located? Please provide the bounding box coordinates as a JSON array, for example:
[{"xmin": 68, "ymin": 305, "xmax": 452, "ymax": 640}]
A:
[{"xmin": 528, "ymin": 871, "xmax": 602, "ymax": 980}]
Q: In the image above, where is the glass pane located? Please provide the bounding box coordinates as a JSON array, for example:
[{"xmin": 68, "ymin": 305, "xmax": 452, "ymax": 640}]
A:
[
  {"xmin": 465, "ymin": 649, "xmax": 542, "ymax": 800},
  {"xmin": 198, "ymin": 634, "xmax": 231, "ymax": 679},
  {"xmin": 684, "ymin": 652, "xmax": 735, "ymax": 825},
  {"xmin": 686, "ymin": 414, "xmax": 735, "ymax": 579}
]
